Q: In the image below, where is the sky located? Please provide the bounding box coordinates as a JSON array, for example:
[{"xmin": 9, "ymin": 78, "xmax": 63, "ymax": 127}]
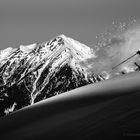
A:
[{"xmin": 0, "ymin": 0, "xmax": 140, "ymax": 50}]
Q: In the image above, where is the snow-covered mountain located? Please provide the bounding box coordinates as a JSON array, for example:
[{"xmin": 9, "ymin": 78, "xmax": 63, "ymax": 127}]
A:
[{"xmin": 0, "ymin": 35, "xmax": 105, "ymax": 117}]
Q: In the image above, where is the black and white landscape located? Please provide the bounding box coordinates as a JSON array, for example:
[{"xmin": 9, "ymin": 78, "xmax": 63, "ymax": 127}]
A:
[
  {"xmin": 1, "ymin": 0, "xmax": 140, "ymax": 139},
  {"xmin": 0, "ymin": 32, "xmax": 140, "ymax": 139}
]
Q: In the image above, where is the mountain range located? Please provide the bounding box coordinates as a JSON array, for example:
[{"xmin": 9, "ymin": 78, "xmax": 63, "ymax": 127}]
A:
[{"xmin": 0, "ymin": 35, "xmax": 106, "ymax": 117}]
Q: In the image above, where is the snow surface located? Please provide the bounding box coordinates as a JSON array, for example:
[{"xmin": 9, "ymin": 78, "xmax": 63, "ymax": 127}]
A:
[{"xmin": 0, "ymin": 47, "xmax": 13, "ymax": 61}]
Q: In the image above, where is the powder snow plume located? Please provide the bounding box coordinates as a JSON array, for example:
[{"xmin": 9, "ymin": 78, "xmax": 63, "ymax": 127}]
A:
[{"xmin": 81, "ymin": 20, "xmax": 140, "ymax": 79}]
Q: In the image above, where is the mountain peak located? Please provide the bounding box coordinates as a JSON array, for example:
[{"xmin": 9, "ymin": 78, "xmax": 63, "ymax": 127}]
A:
[
  {"xmin": 0, "ymin": 35, "xmax": 104, "ymax": 117},
  {"xmin": 49, "ymin": 34, "xmax": 95, "ymax": 60}
]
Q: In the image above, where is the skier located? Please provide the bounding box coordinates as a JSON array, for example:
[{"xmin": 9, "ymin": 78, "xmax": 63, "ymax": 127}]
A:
[
  {"xmin": 112, "ymin": 50, "xmax": 140, "ymax": 70},
  {"xmin": 134, "ymin": 51, "xmax": 140, "ymax": 70}
]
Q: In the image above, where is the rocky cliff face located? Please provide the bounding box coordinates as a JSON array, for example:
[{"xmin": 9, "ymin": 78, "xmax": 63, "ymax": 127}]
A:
[{"xmin": 0, "ymin": 35, "xmax": 105, "ymax": 117}]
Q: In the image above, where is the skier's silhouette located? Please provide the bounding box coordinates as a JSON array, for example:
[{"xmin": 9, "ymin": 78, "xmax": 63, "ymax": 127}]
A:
[
  {"xmin": 112, "ymin": 51, "xmax": 140, "ymax": 70},
  {"xmin": 134, "ymin": 51, "xmax": 140, "ymax": 70}
]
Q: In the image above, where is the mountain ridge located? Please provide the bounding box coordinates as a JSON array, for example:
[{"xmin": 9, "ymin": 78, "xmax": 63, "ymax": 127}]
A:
[{"xmin": 0, "ymin": 34, "xmax": 105, "ymax": 117}]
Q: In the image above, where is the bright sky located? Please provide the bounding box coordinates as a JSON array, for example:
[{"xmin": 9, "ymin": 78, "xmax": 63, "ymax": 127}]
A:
[{"xmin": 0, "ymin": 0, "xmax": 140, "ymax": 49}]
